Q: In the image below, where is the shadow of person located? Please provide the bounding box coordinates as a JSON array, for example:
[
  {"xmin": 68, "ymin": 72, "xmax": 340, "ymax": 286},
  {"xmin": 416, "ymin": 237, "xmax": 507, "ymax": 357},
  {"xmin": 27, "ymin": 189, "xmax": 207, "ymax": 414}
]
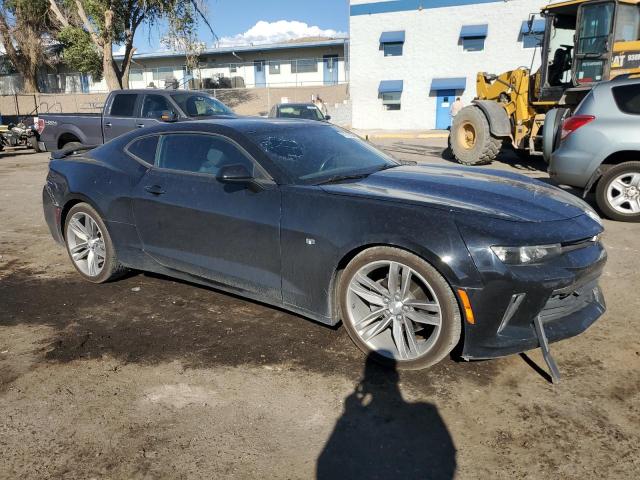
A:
[{"xmin": 316, "ymin": 352, "xmax": 456, "ymax": 480}]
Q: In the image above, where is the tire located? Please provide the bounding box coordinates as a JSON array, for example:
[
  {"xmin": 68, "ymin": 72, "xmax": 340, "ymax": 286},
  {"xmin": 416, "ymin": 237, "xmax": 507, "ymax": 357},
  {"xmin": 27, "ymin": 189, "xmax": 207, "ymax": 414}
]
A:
[
  {"xmin": 450, "ymin": 106, "xmax": 503, "ymax": 166},
  {"xmin": 63, "ymin": 203, "xmax": 128, "ymax": 283},
  {"xmin": 339, "ymin": 246, "xmax": 462, "ymax": 370},
  {"xmin": 595, "ymin": 162, "xmax": 640, "ymax": 222}
]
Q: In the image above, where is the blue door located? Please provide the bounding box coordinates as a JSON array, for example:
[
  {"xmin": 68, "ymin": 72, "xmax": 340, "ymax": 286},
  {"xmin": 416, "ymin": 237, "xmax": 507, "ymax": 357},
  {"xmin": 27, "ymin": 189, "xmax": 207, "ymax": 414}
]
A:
[
  {"xmin": 435, "ymin": 89, "xmax": 456, "ymax": 130},
  {"xmin": 254, "ymin": 60, "xmax": 266, "ymax": 87},
  {"xmin": 323, "ymin": 55, "xmax": 339, "ymax": 85}
]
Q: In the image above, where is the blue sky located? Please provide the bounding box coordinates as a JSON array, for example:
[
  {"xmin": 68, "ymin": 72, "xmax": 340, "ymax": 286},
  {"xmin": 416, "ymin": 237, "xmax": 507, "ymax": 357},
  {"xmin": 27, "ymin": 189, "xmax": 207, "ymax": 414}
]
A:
[{"xmin": 133, "ymin": 0, "xmax": 350, "ymax": 53}]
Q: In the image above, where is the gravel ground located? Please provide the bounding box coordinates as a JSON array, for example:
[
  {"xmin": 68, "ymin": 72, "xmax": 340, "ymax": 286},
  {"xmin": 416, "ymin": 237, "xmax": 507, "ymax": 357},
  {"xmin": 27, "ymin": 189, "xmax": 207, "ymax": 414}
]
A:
[{"xmin": 0, "ymin": 142, "xmax": 638, "ymax": 479}]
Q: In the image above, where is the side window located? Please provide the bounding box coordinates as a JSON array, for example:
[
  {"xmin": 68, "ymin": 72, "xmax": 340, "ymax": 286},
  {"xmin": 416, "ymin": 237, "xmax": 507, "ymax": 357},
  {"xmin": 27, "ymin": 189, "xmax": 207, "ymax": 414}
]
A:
[
  {"xmin": 141, "ymin": 95, "xmax": 172, "ymax": 119},
  {"xmin": 109, "ymin": 94, "xmax": 138, "ymax": 117},
  {"xmin": 157, "ymin": 134, "xmax": 259, "ymax": 177},
  {"xmin": 613, "ymin": 84, "xmax": 640, "ymax": 115},
  {"xmin": 127, "ymin": 135, "xmax": 159, "ymax": 165}
]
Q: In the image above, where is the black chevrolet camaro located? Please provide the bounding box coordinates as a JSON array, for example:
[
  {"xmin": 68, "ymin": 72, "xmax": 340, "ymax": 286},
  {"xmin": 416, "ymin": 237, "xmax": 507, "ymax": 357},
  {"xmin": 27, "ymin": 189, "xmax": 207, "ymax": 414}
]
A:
[{"xmin": 43, "ymin": 118, "xmax": 607, "ymax": 370}]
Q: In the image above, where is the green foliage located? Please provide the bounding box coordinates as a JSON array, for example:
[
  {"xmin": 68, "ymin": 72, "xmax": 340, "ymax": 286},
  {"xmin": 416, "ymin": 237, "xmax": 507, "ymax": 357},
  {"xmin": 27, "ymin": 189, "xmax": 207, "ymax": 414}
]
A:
[{"xmin": 57, "ymin": 26, "xmax": 103, "ymax": 80}]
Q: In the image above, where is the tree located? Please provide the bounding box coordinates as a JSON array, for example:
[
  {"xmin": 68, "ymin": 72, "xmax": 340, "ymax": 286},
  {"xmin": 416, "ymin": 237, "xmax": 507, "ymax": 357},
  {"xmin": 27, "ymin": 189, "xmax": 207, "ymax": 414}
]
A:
[
  {"xmin": 49, "ymin": 1, "xmax": 212, "ymax": 91},
  {"xmin": 0, "ymin": 0, "xmax": 53, "ymax": 93}
]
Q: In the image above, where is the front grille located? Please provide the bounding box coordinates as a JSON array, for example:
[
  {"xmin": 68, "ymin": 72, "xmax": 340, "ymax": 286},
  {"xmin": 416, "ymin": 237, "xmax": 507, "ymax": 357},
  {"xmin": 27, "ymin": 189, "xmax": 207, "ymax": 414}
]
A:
[{"xmin": 539, "ymin": 279, "xmax": 599, "ymax": 323}]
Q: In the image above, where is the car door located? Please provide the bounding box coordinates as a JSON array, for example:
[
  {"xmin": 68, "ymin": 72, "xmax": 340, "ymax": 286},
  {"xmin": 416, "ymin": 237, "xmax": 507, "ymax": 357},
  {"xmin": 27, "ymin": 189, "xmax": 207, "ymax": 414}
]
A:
[
  {"xmin": 136, "ymin": 94, "xmax": 179, "ymax": 129},
  {"xmin": 130, "ymin": 132, "xmax": 282, "ymax": 301},
  {"xmin": 103, "ymin": 93, "xmax": 140, "ymax": 142}
]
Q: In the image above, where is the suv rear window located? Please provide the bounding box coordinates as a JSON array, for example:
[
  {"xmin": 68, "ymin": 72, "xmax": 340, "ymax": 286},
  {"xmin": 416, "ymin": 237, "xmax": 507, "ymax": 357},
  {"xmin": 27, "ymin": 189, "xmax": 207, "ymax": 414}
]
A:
[
  {"xmin": 109, "ymin": 94, "xmax": 138, "ymax": 117},
  {"xmin": 612, "ymin": 84, "xmax": 640, "ymax": 115}
]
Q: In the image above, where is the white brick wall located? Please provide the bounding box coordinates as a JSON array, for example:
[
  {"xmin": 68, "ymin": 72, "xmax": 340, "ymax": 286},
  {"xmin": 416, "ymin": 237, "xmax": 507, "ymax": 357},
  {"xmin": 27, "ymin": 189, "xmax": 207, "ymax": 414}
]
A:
[{"xmin": 350, "ymin": 0, "xmax": 551, "ymax": 130}]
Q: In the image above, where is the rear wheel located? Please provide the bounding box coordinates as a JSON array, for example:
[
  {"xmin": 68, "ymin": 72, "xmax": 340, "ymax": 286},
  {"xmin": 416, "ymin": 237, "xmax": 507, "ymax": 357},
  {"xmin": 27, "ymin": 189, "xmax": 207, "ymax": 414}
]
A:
[
  {"xmin": 339, "ymin": 247, "xmax": 462, "ymax": 370},
  {"xmin": 451, "ymin": 106, "xmax": 503, "ymax": 166},
  {"xmin": 596, "ymin": 162, "xmax": 640, "ymax": 222},
  {"xmin": 64, "ymin": 203, "xmax": 127, "ymax": 283}
]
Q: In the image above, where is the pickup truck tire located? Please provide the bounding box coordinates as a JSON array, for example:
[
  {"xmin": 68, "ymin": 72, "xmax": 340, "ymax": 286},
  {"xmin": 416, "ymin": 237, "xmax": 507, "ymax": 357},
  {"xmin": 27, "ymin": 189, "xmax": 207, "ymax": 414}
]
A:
[
  {"xmin": 451, "ymin": 106, "xmax": 502, "ymax": 166},
  {"xmin": 64, "ymin": 203, "xmax": 128, "ymax": 283},
  {"xmin": 596, "ymin": 162, "xmax": 640, "ymax": 222}
]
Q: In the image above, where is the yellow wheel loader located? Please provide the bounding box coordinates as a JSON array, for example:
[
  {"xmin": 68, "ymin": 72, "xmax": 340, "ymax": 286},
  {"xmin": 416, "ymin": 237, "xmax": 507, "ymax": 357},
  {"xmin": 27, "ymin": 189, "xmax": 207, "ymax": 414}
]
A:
[{"xmin": 451, "ymin": 0, "xmax": 640, "ymax": 166}]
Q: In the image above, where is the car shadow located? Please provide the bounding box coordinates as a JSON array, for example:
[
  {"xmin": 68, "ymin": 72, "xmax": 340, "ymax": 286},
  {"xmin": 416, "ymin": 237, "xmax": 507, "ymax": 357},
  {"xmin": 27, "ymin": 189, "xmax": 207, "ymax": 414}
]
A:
[{"xmin": 316, "ymin": 352, "xmax": 457, "ymax": 480}]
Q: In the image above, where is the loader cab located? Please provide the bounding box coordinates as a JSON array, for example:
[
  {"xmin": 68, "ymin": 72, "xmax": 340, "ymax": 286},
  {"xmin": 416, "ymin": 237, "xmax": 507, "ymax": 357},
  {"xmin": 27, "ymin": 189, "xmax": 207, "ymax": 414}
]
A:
[{"xmin": 538, "ymin": 0, "xmax": 640, "ymax": 103}]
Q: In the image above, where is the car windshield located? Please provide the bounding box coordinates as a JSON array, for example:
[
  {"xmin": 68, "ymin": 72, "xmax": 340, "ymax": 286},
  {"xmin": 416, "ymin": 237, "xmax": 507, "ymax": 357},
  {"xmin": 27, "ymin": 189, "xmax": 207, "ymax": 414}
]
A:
[
  {"xmin": 278, "ymin": 104, "xmax": 324, "ymax": 121},
  {"xmin": 170, "ymin": 93, "xmax": 234, "ymax": 117},
  {"xmin": 250, "ymin": 125, "xmax": 398, "ymax": 183}
]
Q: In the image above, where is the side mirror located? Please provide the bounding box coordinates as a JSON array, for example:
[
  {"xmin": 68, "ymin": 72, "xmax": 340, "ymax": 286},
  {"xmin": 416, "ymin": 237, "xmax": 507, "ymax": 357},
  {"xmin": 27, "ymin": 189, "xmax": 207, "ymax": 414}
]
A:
[
  {"xmin": 160, "ymin": 110, "xmax": 178, "ymax": 122},
  {"xmin": 217, "ymin": 164, "xmax": 253, "ymax": 183},
  {"xmin": 324, "ymin": 115, "xmax": 331, "ymax": 121}
]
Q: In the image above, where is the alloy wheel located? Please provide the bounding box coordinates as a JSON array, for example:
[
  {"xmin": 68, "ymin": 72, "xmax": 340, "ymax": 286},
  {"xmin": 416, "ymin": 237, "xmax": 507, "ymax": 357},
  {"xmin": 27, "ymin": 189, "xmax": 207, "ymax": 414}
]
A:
[
  {"xmin": 606, "ymin": 172, "xmax": 640, "ymax": 215},
  {"xmin": 66, "ymin": 212, "xmax": 106, "ymax": 277},
  {"xmin": 345, "ymin": 260, "xmax": 442, "ymax": 361}
]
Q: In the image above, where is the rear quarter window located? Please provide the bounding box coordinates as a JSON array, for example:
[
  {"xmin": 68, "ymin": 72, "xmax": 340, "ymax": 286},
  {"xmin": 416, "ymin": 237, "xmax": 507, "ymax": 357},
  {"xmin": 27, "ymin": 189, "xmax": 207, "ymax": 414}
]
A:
[
  {"xmin": 126, "ymin": 135, "xmax": 159, "ymax": 165},
  {"xmin": 612, "ymin": 84, "xmax": 640, "ymax": 115}
]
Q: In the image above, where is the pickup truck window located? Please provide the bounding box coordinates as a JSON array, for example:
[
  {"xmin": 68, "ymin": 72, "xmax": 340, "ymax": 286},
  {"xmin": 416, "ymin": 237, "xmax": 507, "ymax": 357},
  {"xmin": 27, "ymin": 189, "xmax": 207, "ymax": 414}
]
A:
[
  {"xmin": 127, "ymin": 135, "xmax": 159, "ymax": 165},
  {"xmin": 142, "ymin": 95, "xmax": 173, "ymax": 119},
  {"xmin": 109, "ymin": 94, "xmax": 138, "ymax": 117},
  {"xmin": 170, "ymin": 93, "xmax": 233, "ymax": 117}
]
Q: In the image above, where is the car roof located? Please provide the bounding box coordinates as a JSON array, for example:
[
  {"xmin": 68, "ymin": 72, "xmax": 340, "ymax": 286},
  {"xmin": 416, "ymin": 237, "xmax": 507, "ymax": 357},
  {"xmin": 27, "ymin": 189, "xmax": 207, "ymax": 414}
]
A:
[
  {"xmin": 141, "ymin": 116, "xmax": 331, "ymax": 135},
  {"xmin": 277, "ymin": 103, "xmax": 318, "ymax": 107},
  {"xmin": 112, "ymin": 89, "xmax": 217, "ymax": 95}
]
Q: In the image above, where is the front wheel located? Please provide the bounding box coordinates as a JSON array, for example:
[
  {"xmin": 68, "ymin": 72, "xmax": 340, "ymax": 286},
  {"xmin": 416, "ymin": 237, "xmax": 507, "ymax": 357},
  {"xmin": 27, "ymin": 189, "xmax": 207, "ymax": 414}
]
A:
[
  {"xmin": 450, "ymin": 105, "xmax": 503, "ymax": 166},
  {"xmin": 595, "ymin": 162, "xmax": 640, "ymax": 222},
  {"xmin": 64, "ymin": 203, "xmax": 128, "ymax": 283},
  {"xmin": 339, "ymin": 247, "xmax": 462, "ymax": 370}
]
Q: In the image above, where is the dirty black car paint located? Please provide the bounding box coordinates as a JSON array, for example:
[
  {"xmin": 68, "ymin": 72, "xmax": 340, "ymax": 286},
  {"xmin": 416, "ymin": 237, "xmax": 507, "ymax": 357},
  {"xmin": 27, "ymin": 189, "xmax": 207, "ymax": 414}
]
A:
[{"xmin": 42, "ymin": 119, "xmax": 606, "ymax": 360}]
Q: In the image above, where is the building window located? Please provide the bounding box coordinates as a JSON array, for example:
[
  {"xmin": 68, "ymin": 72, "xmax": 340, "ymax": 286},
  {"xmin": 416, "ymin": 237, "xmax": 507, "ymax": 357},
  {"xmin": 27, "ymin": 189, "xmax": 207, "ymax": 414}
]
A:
[
  {"xmin": 269, "ymin": 62, "xmax": 281, "ymax": 74},
  {"xmin": 520, "ymin": 19, "xmax": 545, "ymax": 49},
  {"xmin": 130, "ymin": 69, "xmax": 144, "ymax": 82},
  {"xmin": 383, "ymin": 42, "xmax": 403, "ymax": 56},
  {"xmin": 379, "ymin": 31, "xmax": 405, "ymax": 57},
  {"xmin": 522, "ymin": 33, "xmax": 542, "ymax": 49},
  {"xmin": 291, "ymin": 59, "xmax": 318, "ymax": 73},
  {"xmin": 460, "ymin": 24, "xmax": 488, "ymax": 52},
  {"xmin": 153, "ymin": 67, "xmax": 175, "ymax": 82},
  {"xmin": 230, "ymin": 64, "xmax": 237, "ymax": 73},
  {"xmin": 382, "ymin": 92, "xmax": 401, "ymax": 110},
  {"xmin": 462, "ymin": 37, "xmax": 485, "ymax": 51}
]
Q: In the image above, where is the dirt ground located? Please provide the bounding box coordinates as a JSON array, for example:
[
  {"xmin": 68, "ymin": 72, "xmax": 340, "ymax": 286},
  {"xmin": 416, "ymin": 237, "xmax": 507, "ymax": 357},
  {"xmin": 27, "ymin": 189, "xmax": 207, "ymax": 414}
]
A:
[{"xmin": 1, "ymin": 143, "xmax": 638, "ymax": 479}]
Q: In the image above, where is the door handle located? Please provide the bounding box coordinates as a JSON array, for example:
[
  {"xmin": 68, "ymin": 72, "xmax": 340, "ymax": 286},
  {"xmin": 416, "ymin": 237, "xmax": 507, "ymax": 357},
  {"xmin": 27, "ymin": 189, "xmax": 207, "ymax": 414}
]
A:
[
  {"xmin": 136, "ymin": 123, "xmax": 145, "ymax": 128},
  {"xmin": 144, "ymin": 185, "xmax": 165, "ymax": 195},
  {"xmin": 104, "ymin": 122, "xmax": 112, "ymax": 128}
]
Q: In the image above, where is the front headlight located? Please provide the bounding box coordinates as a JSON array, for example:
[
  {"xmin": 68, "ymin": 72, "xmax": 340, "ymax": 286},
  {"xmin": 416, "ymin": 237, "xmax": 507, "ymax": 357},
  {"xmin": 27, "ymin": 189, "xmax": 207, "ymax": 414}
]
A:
[
  {"xmin": 585, "ymin": 208, "xmax": 603, "ymax": 227},
  {"xmin": 491, "ymin": 244, "xmax": 562, "ymax": 265}
]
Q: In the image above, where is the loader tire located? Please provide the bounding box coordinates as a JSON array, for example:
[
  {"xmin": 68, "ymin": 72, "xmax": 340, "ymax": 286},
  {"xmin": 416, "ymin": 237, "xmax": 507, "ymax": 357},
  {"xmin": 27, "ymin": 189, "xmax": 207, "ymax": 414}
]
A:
[{"xmin": 450, "ymin": 106, "xmax": 503, "ymax": 166}]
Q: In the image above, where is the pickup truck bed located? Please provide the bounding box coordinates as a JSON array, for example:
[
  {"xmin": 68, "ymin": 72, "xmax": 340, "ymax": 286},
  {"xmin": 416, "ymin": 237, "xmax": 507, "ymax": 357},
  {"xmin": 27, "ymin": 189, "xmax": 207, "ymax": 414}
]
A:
[{"xmin": 37, "ymin": 89, "xmax": 236, "ymax": 151}]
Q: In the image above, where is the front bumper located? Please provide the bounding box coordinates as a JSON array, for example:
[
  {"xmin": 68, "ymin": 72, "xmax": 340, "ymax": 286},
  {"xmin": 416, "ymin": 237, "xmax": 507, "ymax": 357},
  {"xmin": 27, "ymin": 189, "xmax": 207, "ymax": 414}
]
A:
[{"xmin": 457, "ymin": 214, "xmax": 607, "ymax": 360}]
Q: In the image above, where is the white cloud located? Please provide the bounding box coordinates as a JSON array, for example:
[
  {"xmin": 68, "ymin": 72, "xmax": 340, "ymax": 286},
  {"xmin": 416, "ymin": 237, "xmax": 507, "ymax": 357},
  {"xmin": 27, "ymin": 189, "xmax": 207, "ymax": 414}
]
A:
[{"xmin": 216, "ymin": 20, "xmax": 346, "ymax": 47}]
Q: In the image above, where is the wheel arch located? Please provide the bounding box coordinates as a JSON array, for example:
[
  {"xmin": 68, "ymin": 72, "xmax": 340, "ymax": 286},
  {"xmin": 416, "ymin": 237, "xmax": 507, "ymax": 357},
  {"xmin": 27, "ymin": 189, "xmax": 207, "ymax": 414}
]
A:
[
  {"xmin": 471, "ymin": 100, "xmax": 512, "ymax": 138},
  {"xmin": 584, "ymin": 151, "xmax": 640, "ymax": 194},
  {"xmin": 329, "ymin": 242, "xmax": 464, "ymax": 324},
  {"xmin": 57, "ymin": 129, "xmax": 83, "ymax": 150},
  {"xmin": 59, "ymin": 194, "xmax": 108, "ymax": 240}
]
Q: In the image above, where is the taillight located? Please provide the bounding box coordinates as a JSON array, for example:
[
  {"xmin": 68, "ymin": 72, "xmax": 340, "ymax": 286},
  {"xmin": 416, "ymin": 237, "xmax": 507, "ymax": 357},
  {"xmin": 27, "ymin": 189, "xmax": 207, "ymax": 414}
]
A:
[
  {"xmin": 34, "ymin": 117, "xmax": 45, "ymax": 135},
  {"xmin": 560, "ymin": 115, "xmax": 595, "ymax": 141}
]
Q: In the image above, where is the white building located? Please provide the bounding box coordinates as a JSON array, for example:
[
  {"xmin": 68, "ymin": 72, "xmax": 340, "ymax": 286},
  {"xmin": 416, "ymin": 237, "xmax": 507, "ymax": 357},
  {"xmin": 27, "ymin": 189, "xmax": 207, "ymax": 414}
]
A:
[
  {"xmin": 349, "ymin": 0, "xmax": 550, "ymax": 130},
  {"xmin": 87, "ymin": 38, "xmax": 348, "ymax": 92}
]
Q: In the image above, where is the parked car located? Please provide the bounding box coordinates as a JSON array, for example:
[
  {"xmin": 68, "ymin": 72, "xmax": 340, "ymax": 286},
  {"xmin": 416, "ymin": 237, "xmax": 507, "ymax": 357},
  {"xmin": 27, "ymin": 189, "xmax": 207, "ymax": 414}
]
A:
[
  {"xmin": 36, "ymin": 89, "xmax": 235, "ymax": 152},
  {"xmin": 545, "ymin": 75, "xmax": 640, "ymax": 222},
  {"xmin": 43, "ymin": 118, "xmax": 606, "ymax": 370},
  {"xmin": 268, "ymin": 103, "xmax": 330, "ymax": 122}
]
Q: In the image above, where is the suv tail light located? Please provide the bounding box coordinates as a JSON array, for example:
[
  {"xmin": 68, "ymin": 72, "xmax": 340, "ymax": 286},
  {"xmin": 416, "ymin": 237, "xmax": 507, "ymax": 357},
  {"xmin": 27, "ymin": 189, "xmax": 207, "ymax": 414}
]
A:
[
  {"xmin": 34, "ymin": 117, "xmax": 45, "ymax": 135},
  {"xmin": 560, "ymin": 115, "xmax": 595, "ymax": 141}
]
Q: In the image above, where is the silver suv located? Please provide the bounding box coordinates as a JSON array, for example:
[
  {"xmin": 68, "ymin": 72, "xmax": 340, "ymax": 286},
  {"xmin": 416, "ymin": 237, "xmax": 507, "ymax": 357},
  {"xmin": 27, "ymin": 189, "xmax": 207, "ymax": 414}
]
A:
[{"xmin": 545, "ymin": 76, "xmax": 640, "ymax": 222}]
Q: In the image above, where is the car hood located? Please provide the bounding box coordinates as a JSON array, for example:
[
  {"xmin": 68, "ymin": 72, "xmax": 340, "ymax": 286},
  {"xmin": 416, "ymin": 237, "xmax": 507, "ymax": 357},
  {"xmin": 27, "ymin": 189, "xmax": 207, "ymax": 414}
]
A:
[{"xmin": 320, "ymin": 164, "xmax": 591, "ymax": 222}]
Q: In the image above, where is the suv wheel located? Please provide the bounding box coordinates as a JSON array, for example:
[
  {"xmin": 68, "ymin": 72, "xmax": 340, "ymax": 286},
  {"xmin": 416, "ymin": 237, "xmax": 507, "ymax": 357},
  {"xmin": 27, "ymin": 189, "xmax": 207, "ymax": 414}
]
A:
[{"xmin": 596, "ymin": 161, "xmax": 640, "ymax": 222}]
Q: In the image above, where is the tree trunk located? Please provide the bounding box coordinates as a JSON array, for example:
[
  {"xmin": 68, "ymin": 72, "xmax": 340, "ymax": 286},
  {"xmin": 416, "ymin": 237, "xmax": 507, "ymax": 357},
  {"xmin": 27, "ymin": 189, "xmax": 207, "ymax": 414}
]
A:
[
  {"xmin": 21, "ymin": 69, "xmax": 39, "ymax": 93},
  {"xmin": 102, "ymin": 45, "xmax": 121, "ymax": 90}
]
